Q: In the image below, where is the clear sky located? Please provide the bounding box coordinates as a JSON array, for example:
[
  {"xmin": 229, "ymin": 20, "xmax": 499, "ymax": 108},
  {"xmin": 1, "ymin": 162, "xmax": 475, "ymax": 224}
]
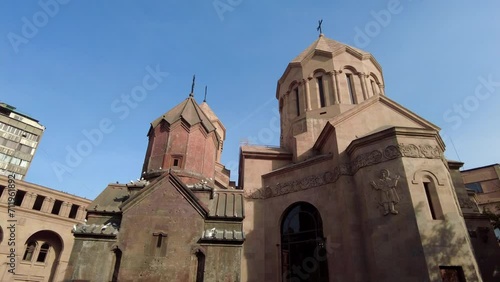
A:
[{"xmin": 1, "ymin": 0, "xmax": 499, "ymax": 199}]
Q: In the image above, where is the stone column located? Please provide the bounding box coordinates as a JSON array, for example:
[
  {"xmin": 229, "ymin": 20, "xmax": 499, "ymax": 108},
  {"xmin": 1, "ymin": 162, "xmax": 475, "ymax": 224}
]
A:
[
  {"xmin": 379, "ymin": 84, "xmax": 385, "ymax": 95},
  {"xmin": 321, "ymin": 74, "xmax": 331, "ymax": 107},
  {"xmin": 298, "ymin": 81, "xmax": 306, "ymax": 113},
  {"xmin": 60, "ymin": 202, "xmax": 71, "ymax": 217},
  {"xmin": 283, "ymin": 91, "xmax": 290, "ymax": 123},
  {"xmin": 303, "ymin": 78, "xmax": 312, "ymax": 111},
  {"xmin": 27, "ymin": 192, "xmax": 37, "ymax": 209},
  {"xmin": 43, "ymin": 197, "xmax": 55, "ymax": 213},
  {"xmin": 327, "ymin": 71, "xmax": 339, "ymax": 104},
  {"xmin": 357, "ymin": 72, "xmax": 368, "ymax": 101},
  {"xmin": 334, "ymin": 71, "xmax": 342, "ymax": 103},
  {"xmin": 76, "ymin": 205, "xmax": 86, "ymax": 221},
  {"xmin": 21, "ymin": 192, "xmax": 35, "ymax": 209}
]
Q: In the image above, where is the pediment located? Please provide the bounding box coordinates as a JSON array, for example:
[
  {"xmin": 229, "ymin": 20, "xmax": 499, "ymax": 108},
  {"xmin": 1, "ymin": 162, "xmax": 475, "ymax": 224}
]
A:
[
  {"xmin": 330, "ymin": 95, "xmax": 439, "ymax": 131},
  {"xmin": 120, "ymin": 173, "xmax": 208, "ymax": 218}
]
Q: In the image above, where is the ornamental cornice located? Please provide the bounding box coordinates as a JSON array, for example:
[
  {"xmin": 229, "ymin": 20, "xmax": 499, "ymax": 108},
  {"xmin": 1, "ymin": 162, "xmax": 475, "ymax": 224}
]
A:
[{"xmin": 244, "ymin": 143, "xmax": 442, "ymax": 199}]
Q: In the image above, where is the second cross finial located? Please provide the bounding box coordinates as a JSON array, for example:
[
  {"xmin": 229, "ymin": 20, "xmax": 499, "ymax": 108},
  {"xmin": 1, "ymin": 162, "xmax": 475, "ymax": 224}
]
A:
[
  {"xmin": 189, "ymin": 75, "xmax": 196, "ymax": 97},
  {"xmin": 317, "ymin": 19, "xmax": 323, "ymax": 36}
]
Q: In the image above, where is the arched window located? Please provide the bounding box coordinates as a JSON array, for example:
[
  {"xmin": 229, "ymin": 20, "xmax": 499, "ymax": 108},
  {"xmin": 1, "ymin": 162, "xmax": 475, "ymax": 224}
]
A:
[
  {"xmin": 294, "ymin": 86, "xmax": 300, "ymax": 116},
  {"xmin": 111, "ymin": 247, "xmax": 122, "ymax": 282},
  {"xmin": 195, "ymin": 250, "xmax": 206, "ymax": 282},
  {"xmin": 36, "ymin": 242, "xmax": 50, "ymax": 263},
  {"xmin": 23, "ymin": 241, "xmax": 37, "ymax": 261},
  {"xmin": 345, "ymin": 73, "xmax": 356, "ymax": 104},
  {"xmin": 281, "ymin": 202, "xmax": 329, "ymax": 282},
  {"xmin": 316, "ymin": 75, "xmax": 326, "ymax": 108},
  {"xmin": 422, "ymin": 178, "xmax": 444, "ymax": 220},
  {"xmin": 369, "ymin": 73, "xmax": 381, "ymax": 96}
]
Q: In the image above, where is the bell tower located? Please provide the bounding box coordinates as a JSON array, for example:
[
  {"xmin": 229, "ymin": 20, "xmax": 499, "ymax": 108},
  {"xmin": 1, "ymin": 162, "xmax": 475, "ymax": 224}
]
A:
[
  {"xmin": 276, "ymin": 34, "xmax": 385, "ymax": 161},
  {"xmin": 141, "ymin": 87, "xmax": 222, "ymax": 185}
]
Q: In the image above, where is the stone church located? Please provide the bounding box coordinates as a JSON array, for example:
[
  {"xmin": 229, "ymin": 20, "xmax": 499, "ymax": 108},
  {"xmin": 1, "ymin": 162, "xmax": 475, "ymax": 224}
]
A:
[{"xmin": 64, "ymin": 34, "xmax": 499, "ymax": 281}]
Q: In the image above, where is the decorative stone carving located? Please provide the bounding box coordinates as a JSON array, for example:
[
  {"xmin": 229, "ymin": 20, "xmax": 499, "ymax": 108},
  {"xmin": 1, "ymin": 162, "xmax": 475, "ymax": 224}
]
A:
[
  {"xmin": 370, "ymin": 169, "xmax": 400, "ymax": 216},
  {"xmin": 245, "ymin": 143, "xmax": 442, "ymax": 199},
  {"xmin": 384, "ymin": 145, "xmax": 401, "ymax": 159},
  {"xmin": 399, "ymin": 144, "xmax": 419, "ymax": 158}
]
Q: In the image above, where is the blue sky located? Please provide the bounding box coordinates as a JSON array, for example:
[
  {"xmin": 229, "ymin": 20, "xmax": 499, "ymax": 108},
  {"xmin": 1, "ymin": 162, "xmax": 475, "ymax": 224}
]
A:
[{"xmin": 1, "ymin": 0, "xmax": 499, "ymax": 199}]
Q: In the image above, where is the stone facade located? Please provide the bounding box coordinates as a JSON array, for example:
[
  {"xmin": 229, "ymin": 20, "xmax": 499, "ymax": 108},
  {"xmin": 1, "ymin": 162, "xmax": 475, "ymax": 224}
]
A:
[
  {"xmin": 0, "ymin": 175, "xmax": 90, "ymax": 282},
  {"xmin": 65, "ymin": 96, "xmax": 244, "ymax": 282},
  {"xmin": 64, "ymin": 34, "xmax": 500, "ymax": 282},
  {"xmin": 239, "ymin": 34, "xmax": 490, "ymax": 281}
]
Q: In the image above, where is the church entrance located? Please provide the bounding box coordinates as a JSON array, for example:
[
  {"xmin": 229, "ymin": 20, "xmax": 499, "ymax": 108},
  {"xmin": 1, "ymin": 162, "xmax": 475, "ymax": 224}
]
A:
[{"xmin": 281, "ymin": 202, "xmax": 329, "ymax": 282}]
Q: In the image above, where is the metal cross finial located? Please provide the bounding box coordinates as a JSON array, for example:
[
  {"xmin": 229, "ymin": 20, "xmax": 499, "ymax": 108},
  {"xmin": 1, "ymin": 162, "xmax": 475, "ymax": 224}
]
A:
[
  {"xmin": 317, "ymin": 19, "xmax": 323, "ymax": 35},
  {"xmin": 204, "ymin": 86, "xmax": 207, "ymax": 102},
  {"xmin": 190, "ymin": 75, "xmax": 196, "ymax": 96}
]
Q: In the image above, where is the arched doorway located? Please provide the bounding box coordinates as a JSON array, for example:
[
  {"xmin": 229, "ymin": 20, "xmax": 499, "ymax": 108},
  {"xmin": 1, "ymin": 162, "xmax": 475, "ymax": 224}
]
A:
[{"xmin": 281, "ymin": 202, "xmax": 329, "ymax": 282}]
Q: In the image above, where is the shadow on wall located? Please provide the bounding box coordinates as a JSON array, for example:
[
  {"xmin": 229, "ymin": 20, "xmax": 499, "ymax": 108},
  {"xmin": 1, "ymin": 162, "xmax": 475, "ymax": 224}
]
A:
[
  {"xmin": 243, "ymin": 199, "xmax": 261, "ymax": 282},
  {"xmin": 414, "ymin": 201, "xmax": 477, "ymax": 281}
]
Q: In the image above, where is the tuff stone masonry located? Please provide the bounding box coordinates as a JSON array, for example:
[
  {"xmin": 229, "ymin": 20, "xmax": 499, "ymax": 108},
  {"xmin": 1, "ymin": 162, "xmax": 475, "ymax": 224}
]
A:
[{"xmin": 64, "ymin": 34, "xmax": 500, "ymax": 281}]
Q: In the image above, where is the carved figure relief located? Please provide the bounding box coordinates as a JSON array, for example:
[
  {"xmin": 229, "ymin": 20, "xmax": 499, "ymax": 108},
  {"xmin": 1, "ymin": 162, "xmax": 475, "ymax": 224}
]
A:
[{"xmin": 370, "ymin": 169, "xmax": 400, "ymax": 216}]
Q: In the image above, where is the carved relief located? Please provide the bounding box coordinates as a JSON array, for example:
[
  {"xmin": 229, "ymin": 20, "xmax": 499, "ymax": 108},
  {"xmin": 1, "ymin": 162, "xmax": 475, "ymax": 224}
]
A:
[
  {"xmin": 245, "ymin": 143, "xmax": 442, "ymax": 199},
  {"xmin": 384, "ymin": 145, "xmax": 401, "ymax": 159},
  {"xmin": 370, "ymin": 169, "xmax": 400, "ymax": 216},
  {"xmin": 399, "ymin": 144, "xmax": 419, "ymax": 158}
]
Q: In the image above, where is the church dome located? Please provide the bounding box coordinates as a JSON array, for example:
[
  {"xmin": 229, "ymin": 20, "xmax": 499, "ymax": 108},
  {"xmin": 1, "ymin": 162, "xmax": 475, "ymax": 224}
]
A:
[{"xmin": 276, "ymin": 34, "xmax": 385, "ymax": 152}]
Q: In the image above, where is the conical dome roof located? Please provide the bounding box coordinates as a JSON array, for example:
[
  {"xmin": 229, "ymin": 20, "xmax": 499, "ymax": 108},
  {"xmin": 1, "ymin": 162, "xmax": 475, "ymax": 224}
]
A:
[
  {"xmin": 291, "ymin": 34, "xmax": 371, "ymax": 63},
  {"xmin": 150, "ymin": 97, "xmax": 216, "ymax": 133}
]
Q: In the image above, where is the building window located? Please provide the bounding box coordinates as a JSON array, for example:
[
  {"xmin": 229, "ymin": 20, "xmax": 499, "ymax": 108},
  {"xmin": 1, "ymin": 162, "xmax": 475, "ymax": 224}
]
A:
[
  {"xmin": 23, "ymin": 242, "xmax": 36, "ymax": 261},
  {"xmin": 36, "ymin": 243, "xmax": 50, "ymax": 263},
  {"xmin": 18, "ymin": 144, "xmax": 32, "ymax": 154},
  {"xmin": 346, "ymin": 74, "xmax": 356, "ymax": 104},
  {"xmin": 171, "ymin": 156, "xmax": 183, "ymax": 168},
  {"xmin": 317, "ymin": 76, "xmax": 326, "ymax": 108},
  {"xmin": 32, "ymin": 195, "xmax": 45, "ymax": 211},
  {"xmin": 51, "ymin": 200, "xmax": 63, "ymax": 215},
  {"xmin": 439, "ymin": 266, "xmax": 466, "ymax": 282},
  {"xmin": 0, "ymin": 153, "xmax": 12, "ymax": 163},
  {"xmin": 14, "ymin": 190, "xmax": 26, "ymax": 206},
  {"xmin": 465, "ymin": 182, "xmax": 483, "ymax": 193},
  {"xmin": 5, "ymin": 140, "xmax": 17, "ymax": 149},
  {"xmin": 69, "ymin": 204, "xmax": 79, "ymax": 219},
  {"xmin": 423, "ymin": 182, "xmax": 443, "ymax": 220},
  {"xmin": 294, "ymin": 87, "xmax": 300, "ymax": 116}
]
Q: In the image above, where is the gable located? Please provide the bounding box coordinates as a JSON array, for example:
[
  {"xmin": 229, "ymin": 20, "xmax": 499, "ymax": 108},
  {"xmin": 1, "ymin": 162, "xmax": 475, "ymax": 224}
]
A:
[
  {"xmin": 121, "ymin": 173, "xmax": 208, "ymax": 218},
  {"xmin": 316, "ymin": 95, "xmax": 439, "ymax": 152}
]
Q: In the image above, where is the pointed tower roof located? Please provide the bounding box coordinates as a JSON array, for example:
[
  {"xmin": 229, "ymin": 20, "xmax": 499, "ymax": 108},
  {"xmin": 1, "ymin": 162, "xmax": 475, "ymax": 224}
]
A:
[
  {"xmin": 199, "ymin": 102, "xmax": 222, "ymax": 126},
  {"xmin": 199, "ymin": 101, "xmax": 226, "ymax": 138},
  {"xmin": 150, "ymin": 97, "xmax": 216, "ymax": 132},
  {"xmin": 291, "ymin": 34, "xmax": 370, "ymax": 63}
]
